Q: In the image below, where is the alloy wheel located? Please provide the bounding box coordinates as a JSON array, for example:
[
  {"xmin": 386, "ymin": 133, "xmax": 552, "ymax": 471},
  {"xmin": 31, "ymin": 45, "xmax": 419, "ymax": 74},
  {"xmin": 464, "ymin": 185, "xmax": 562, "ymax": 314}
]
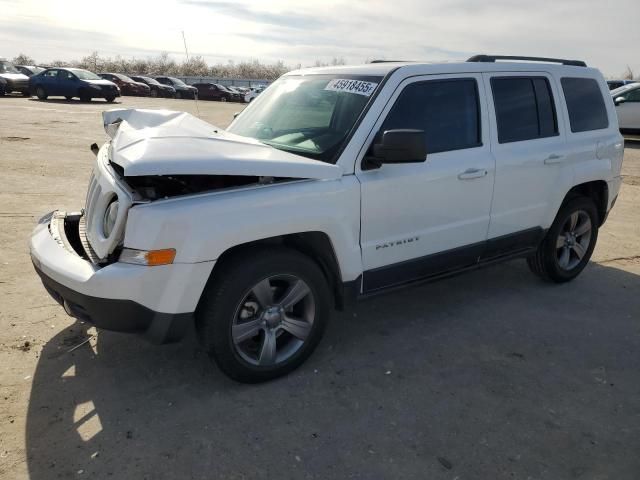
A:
[
  {"xmin": 555, "ymin": 210, "xmax": 592, "ymax": 270},
  {"xmin": 231, "ymin": 275, "xmax": 315, "ymax": 366}
]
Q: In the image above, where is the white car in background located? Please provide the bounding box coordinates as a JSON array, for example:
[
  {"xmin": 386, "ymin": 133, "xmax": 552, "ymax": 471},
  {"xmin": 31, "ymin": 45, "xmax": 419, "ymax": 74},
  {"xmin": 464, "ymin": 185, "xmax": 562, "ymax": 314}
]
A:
[
  {"xmin": 612, "ymin": 82, "xmax": 640, "ymax": 132},
  {"xmin": 0, "ymin": 58, "xmax": 30, "ymax": 96},
  {"xmin": 244, "ymin": 85, "xmax": 266, "ymax": 103}
]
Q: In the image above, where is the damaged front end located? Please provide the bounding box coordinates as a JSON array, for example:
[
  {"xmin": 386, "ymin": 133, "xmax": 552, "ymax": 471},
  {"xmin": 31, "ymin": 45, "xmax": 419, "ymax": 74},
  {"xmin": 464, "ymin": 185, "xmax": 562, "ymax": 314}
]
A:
[
  {"xmin": 101, "ymin": 108, "xmax": 341, "ymax": 201},
  {"xmin": 109, "ymin": 161, "xmax": 277, "ymax": 201},
  {"xmin": 74, "ymin": 108, "xmax": 343, "ymax": 264}
]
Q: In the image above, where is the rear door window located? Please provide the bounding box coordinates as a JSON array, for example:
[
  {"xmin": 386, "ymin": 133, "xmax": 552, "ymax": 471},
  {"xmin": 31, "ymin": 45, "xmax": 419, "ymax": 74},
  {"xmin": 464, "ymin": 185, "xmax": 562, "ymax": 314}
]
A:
[
  {"xmin": 561, "ymin": 77, "xmax": 609, "ymax": 132},
  {"xmin": 491, "ymin": 77, "xmax": 558, "ymax": 143}
]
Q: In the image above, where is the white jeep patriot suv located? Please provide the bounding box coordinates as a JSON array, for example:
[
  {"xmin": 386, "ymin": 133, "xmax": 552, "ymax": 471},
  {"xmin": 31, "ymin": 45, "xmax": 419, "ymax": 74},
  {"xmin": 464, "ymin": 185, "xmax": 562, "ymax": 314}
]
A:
[{"xmin": 30, "ymin": 55, "xmax": 624, "ymax": 382}]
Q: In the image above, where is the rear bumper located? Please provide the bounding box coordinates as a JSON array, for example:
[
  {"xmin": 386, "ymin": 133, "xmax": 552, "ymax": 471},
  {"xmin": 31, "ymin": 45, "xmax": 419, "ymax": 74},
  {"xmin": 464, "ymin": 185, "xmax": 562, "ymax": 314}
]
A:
[{"xmin": 29, "ymin": 211, "xmax": 214, "ymax": 343}]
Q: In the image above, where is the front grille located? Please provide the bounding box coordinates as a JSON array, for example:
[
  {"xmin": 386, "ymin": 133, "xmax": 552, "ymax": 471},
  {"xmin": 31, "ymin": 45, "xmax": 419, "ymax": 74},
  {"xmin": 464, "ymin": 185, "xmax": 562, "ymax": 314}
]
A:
[
  {"xmin": 84, "ymin": 172, "xmax": 103, "ymax": 236},
  {"xmin": 79, "ymin": 215, "xmax": 102, "ymax": 264},
  {"xmin": 82, "ymin": 151, "xmax": 132, "ymax": 260},
  {"xmin": 8, "ymin": 79, "xmax": 28, "ymax": 89}
]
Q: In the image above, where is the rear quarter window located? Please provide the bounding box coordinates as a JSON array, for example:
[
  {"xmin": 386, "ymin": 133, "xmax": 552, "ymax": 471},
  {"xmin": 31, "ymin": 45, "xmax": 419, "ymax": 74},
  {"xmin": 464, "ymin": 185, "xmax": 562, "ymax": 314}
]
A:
[
  {"xmin": 490, "ymin": 77, "xmax": 558, "ymax": 144},
  {"xmin": 561, "ymin": 77, "xmax": 609, "ymax": 132}
]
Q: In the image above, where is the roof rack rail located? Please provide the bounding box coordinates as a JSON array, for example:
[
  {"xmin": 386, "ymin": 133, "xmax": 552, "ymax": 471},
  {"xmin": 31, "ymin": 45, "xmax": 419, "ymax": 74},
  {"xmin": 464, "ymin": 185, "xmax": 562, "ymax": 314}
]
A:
[
  {"xmin": 467, "ymin": 55, "xmax": 587, "ymax": 67},
  {"xmin": 369, "ymin": 60, "xmax": 412, "ymax": 63}
]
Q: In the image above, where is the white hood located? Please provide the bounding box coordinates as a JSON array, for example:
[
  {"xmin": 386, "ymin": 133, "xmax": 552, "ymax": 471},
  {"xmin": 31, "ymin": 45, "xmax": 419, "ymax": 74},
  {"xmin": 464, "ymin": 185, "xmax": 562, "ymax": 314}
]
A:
[
  {"xmin": 102, "ymin": 109, "xmax": 341, "ymax": 180},
  {"xmin": 0, "ymin": 73, "xmax": 29, "ymax": 81}
]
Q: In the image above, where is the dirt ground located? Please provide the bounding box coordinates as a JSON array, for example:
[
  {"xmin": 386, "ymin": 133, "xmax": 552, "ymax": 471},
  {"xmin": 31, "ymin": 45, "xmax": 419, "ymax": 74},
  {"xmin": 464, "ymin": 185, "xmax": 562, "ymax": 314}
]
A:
[{"xmin": 1, "ymin": 95, "xmax": 639, "ymax": 480}]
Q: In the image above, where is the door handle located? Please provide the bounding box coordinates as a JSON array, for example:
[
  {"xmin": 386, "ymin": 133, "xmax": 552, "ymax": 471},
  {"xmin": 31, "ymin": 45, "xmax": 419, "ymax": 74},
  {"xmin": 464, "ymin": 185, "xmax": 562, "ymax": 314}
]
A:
[
  {"xmin": 544, "ymin": 154, "xmax": 564, "ymax": 164},
  {"xmin": 458, "ymin": 168, "xmax": 488, "ymax": 180}
]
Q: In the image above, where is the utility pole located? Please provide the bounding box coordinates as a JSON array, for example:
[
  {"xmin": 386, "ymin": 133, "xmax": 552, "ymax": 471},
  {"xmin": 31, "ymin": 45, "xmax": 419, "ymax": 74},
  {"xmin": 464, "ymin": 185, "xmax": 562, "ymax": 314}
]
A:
[{"xmin": 182, "ymin": 31, "xmax": 189, "ymax": 61}]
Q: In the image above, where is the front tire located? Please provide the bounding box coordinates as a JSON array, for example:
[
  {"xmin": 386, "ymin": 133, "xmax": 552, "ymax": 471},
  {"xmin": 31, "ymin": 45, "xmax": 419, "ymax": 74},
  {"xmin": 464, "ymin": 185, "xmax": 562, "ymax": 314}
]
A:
[
  {"xmin": 197, "ymin": 247, "xmax": 331, "ymax": 383},
  {"xmin": 527, "ymin": 196, "xmax": 599, "ymax": 283},
  {"xmin": 105, "ymin": 96, "xmax": 116, "ymax": 103},
  {"xmin": 36, "ymin": 86, "xmax": 47, "ymax": 100}
]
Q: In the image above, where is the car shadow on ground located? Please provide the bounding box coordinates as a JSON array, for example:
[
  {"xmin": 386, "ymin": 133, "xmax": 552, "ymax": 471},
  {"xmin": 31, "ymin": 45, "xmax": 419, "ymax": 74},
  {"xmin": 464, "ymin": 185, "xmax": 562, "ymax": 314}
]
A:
[
  {"xmin": 25, "ymin": 260, "xmax": 640, "ymax": 479},
  {"xmin": 26, "ymin": 98, "xmax": 121, "ymax": 105},
  {"xmin": 623, "ymin": 138, "xmax": 640, "ymax": 149}
]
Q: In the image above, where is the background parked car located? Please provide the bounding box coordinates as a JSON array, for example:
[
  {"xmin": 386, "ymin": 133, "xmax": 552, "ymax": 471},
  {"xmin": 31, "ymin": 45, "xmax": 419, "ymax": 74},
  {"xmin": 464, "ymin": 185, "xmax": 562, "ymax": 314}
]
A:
[
  {"xmin": 607, "ymin": 79, "xmax": 636, "ymax": 90},
  {"xmin": 0, "ymin": 58, "xmax": 30, "ymax": 96},
  {"xmin": 99, "ymin": 73, "xmax": 150, "ymax": 96},
  {"xmin": 244, "ymin": 85, "xmax": 265, "ymax": 103},
  {"xmin": 30, "ymin": 68, "xmax": 120, "ymax": 102},
  {"xmin": 226, "ymin": 86, "xmax": 246, "ymax": 96},
  {"xmin": 15, "ymin": 65, "xmax": 45, "ymax": 77},
  {"xmin": 155, "ymin": 76, "xmax": 198, "ymax": 99},
  {"xmin": 192, "ymin": 82, "xmax": 242, "ymax": 102},
  {"xmin": 130, "ymin": 75, "xmax": 175, "ymax": 98},
  {"xmin": 612, "ymin": 82, "xmax": 640, "ymax": 132}
]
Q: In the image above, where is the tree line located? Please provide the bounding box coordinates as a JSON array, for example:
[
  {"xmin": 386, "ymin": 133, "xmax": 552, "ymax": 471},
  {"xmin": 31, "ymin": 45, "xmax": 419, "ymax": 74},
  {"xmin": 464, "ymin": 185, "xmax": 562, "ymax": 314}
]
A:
[
  {"xmin": 14, "ymin": 52, "xmax": 633, "ymax": 80},
  {"xmin": 9, "ymin": 52, "xmax": 347, "ymax": 81}
]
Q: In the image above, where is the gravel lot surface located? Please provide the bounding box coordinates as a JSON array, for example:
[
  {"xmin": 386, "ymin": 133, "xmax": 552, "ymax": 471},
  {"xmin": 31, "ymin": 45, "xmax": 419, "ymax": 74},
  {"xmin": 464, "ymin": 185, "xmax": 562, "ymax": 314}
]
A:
[{"xmin": 1, "ymin": 95, "xmax": 639, "ymax": 479}]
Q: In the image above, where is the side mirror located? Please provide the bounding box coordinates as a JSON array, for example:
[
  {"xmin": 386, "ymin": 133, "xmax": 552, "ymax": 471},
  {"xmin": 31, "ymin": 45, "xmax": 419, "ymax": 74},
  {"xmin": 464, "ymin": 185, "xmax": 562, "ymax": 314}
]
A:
[
  {"xmin": 614, "ymin": 96, "xmax": 626, "ymax": 105},
  {"xmin": 364, "ymin": 129, "xmax": 427, "ymax": 170}
]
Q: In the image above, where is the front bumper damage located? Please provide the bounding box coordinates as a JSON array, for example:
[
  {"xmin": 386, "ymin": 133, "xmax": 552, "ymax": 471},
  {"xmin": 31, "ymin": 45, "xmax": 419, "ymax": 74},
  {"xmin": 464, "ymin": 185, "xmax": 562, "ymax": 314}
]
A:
[{"xmin": 29, "ymin": 211, "xmax": 213, "ymax": 343}]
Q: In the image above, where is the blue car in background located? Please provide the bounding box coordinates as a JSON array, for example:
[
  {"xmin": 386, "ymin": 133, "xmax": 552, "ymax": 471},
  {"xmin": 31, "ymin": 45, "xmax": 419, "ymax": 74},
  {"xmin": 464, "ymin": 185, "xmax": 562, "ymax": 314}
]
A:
[{"xmin": 29, "ymin": 68, "xmax": 121, "ymax": 102}]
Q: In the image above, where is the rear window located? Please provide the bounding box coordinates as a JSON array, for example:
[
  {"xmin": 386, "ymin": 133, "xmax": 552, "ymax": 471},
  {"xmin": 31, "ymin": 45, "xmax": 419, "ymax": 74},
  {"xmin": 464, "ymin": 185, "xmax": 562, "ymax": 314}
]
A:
[
  {"xmin": 491, "ymin": 77, "xmax": 558, "ymax": 144},
  {"xmin": 561, "ymin": 78, "xmax": 609, "ymax": 132}
]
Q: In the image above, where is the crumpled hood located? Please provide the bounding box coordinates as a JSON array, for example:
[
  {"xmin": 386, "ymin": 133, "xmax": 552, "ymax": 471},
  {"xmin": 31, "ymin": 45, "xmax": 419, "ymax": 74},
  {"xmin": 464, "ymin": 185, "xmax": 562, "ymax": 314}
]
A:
[{"xmin": 102, "ymin": 109, "xmax": 342, "ymax": 180}]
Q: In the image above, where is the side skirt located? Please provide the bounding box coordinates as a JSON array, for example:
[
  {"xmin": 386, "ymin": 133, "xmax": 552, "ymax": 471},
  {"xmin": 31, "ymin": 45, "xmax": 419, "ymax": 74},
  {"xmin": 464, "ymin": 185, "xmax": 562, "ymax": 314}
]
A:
[{"xmin": 360, "ymin": 227, "xmax": 545, "ymax": 297}]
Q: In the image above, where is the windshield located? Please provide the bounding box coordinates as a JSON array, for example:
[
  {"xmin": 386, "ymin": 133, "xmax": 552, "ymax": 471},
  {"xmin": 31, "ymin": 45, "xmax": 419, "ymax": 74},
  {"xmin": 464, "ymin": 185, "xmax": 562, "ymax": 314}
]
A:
[
  {"xmin": 72, "ymin": 69, "xmax": 101, "ymax": 80},
  {"xmin": 168, "ymin": 76, "xmax": 186, "ymax": 86},
  {"xmin": 611, "ymin": 83, "xmax": 640, "ymax": 97},
  {"xmin": 139, "ymin": 76, "xmax": 160, "ymax": 85},
  {"xmin": 0, "ymin": 61, "xmax": 20, "ymax": 74},
  {"xmin": 227, "ymin": 74, "xmax": 382, "ymax": 163},
  {"xmin": 114, "ymin": 73, "xmax": 134, "ymax": 82}
]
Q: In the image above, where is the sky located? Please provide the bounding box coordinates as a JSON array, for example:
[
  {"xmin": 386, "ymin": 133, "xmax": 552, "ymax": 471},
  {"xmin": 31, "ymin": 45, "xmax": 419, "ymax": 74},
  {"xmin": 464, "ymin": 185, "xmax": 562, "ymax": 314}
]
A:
[{"xmin": 0, "ymin": 0, "xmax": 638, "ymax": 77}]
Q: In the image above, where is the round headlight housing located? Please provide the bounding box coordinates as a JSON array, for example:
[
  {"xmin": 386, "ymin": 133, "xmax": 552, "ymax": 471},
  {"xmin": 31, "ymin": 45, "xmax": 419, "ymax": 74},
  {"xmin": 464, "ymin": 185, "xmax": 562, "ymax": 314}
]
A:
[{"xmin": 102, "ymin": 200, "xmax": 119, "ymax": 237}]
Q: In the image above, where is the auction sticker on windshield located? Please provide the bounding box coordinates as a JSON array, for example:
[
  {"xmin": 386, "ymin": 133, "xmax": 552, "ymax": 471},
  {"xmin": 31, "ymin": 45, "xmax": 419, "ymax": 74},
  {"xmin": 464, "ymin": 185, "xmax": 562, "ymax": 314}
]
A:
[{"xmin": 325, "ymin": 79, "xmax": 378, "ymax": 96}]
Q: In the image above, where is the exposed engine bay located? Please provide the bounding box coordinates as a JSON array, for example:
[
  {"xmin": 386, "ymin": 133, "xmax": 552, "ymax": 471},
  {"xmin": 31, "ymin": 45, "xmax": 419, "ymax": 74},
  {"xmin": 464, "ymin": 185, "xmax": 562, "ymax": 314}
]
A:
[{"xmin": 108, "ymin": 160, "xmax": 279, "ymax": 200}]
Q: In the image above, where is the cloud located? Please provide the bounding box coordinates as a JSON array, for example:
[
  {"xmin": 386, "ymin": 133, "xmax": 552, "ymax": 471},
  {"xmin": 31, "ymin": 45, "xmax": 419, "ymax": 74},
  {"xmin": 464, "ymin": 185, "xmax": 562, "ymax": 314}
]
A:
[
  {"xmin": 181, "ymin": 1, "xmax": 326, "ymax": 29},
  {"xmin": 0, "ymin": 0, "xmax": 638, "ymax": 77},
  {"xmin": 0, "ymin": 18, "xmax": 126, "ymax": 59}
]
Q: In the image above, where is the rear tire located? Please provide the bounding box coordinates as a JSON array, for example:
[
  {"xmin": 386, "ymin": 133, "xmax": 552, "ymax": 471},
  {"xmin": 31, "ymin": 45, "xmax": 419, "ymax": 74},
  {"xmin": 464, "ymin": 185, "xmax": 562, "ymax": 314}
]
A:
[
  {"xmin": 22, "ymin": 91, "xmax": 30, "ymax": 97},
  {"xmin": 527, "ymin": 196, "xmax": 599, "ymax": 283},
  {"xmin": 65, "ymin": 96, "xmax": 73, "ymax": 101},
  {"xmin": 36, "ymin": 86, "xmax": 47, "ymax": 100},
  {"xmin": 197, "ymin": 247, "xmax": 331, "ymax": 383}
]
